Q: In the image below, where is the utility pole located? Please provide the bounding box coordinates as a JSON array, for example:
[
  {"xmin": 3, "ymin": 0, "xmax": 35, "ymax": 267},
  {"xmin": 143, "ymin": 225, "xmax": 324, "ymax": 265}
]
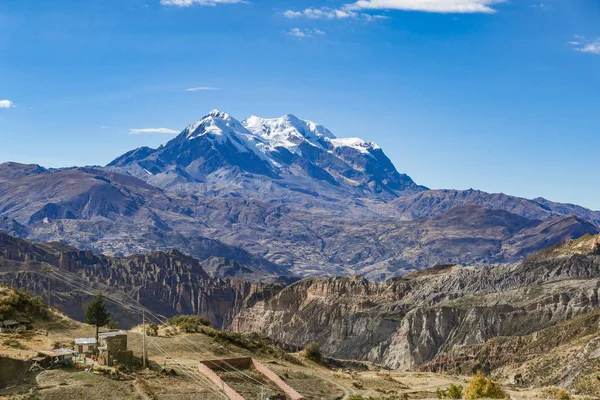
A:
[
  {"xmin": 260, "ymin": 386, "xmax": 265, "ymax": 400},
  {"xmin": 142, "ymin": 311, "xmax": 147, "ymax": 368},
  {"xmin": 45, "ymin": 267, "xmax": 51, "ymax": 309}
]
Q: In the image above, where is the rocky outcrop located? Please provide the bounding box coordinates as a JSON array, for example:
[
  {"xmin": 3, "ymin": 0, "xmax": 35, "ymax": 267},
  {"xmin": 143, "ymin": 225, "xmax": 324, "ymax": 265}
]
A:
[
  {"xmin": 233, "ymin": 241, "xmax": 600, "ymax": 369},
  {"xmin": 0, "ymin": 233, "xmax": 284, "ymax": 329},
  {"xmin": 417, "ymin": 309, "xmax": 600, "ymax": 388}
]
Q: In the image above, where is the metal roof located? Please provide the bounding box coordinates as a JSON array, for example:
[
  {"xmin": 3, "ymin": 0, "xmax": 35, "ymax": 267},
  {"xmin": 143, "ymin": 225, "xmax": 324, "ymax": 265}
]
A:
[
  {"xmin": 75, "ymin": 338, "xmax": 97, "ymax": 345},
  {"xmin": 1, "ymin": 320, "xmax": 18, "ymax": 326},
  {"xmin": 39, "ymin": 348, "xmax": 75, "ymax": 357},
  {"xmin": 98, "ymin": 330, "xmax": 126, "ymax": 338}
]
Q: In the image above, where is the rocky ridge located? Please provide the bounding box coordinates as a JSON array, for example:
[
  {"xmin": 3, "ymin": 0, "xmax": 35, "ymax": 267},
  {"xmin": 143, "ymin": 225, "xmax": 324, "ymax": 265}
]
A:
[
  {"xmin": 1, "ymin": 161, "xmax": 598, "ymax": 280},
  {"xmin": 1, "ymin": 110, "xmax": 600, "ymax": 279},
  {"xmin": 232, "ymin": 234, "xmax": 600, "ymax": 370},
  {"xmin": 0, "ymin": 232, "xmax": 283, "ymax": 329}
]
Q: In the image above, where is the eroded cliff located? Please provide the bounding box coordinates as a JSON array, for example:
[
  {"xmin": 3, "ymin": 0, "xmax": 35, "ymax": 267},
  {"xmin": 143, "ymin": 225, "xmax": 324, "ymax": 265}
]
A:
[{"xmin": 232, "ymin": 234, "xmax": 600, "ymax": 369}]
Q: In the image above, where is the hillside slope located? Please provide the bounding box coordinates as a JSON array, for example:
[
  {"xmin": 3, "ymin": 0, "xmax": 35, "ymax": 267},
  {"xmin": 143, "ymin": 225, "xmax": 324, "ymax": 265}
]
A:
[
  {"xmin": 233, "ymin": 234, "xmax": 600, "ymax": 371},
  {"xmin": 0, "ymin": 233, "xmax": 284, "ymax": 329},
  {"xmin": 1, "ymin": 160, "xmax": 598, "ymax": 279}
]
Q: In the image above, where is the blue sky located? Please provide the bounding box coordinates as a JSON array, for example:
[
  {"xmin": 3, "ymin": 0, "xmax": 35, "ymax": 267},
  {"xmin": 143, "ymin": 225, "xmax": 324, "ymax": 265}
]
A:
[{"xmin": 1, "ymin": 0, "xmax": 599, "ymax": 209}]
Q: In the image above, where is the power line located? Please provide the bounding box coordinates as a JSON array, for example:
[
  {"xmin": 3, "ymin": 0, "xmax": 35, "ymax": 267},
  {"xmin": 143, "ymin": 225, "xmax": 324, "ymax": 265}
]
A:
[
  {"xmin": 40, "ymin": 268, "xmax": 228, "ymax": 399},
  {"xmin": 145, "ymin": 335, "xmax": 230, "ymax": 400},
  {"xmin": 45, "ymin": 267, "xmax": 272, "ymax": 389},
  {"xmin": 41, "ymin": 267, "xmax": 271, "ymax": 392}
]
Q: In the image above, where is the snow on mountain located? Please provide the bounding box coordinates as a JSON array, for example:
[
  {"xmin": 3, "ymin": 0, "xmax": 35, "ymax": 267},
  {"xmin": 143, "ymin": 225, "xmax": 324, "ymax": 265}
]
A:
[
  {"xmin": 243, "ymin": 114, "xmax": 387, "ymax": 162},
  {"xmin": 329, "ymin": 138, "xmax": 381, "ymax": 154},
  {"xmin": 182, "ymin": 109, "xmax": 273, "ymax": 164},
  {"xmin": 243, "ymin": 114, "xmax": 335, "ymax": 156},
  {"xmin": 107, "ymin": 110, "xmax": 425, "ymax": 200}
]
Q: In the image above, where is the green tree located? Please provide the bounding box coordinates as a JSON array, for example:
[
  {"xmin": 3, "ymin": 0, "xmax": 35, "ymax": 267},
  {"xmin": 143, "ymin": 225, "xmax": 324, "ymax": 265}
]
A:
[{"xmin": 85, "ymin": 293, "xmax": 111, "ymax": 341}]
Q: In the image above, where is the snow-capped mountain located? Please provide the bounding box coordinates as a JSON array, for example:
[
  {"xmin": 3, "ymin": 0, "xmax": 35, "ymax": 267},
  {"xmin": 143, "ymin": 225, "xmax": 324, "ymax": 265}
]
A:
[{"xmin": 108, "ymin": 110, "xmax": 427, "ymax": 201}]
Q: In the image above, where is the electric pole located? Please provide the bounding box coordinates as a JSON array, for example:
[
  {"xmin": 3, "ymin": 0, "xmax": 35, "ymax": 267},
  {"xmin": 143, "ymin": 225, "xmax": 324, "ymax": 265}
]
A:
[
  {"xmin": 260, "ymin": 387, "xmax": 265, "ymax": 400},
  {"xmin": 142, "ymin": 311, "xmax": 147, "ymax": 368},
  {"xmin": 45, "ymin": 267, "xmax": 51, "ymax": 309}
]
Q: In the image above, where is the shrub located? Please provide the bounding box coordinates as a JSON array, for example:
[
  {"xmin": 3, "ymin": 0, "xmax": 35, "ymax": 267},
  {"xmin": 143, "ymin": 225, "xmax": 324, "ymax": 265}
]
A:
[
  {"xmin": 107, "ymin": 320, "xmax": 120, "ymax": 329},
  {"xmin": 2, "ymin": 339, "xmax": 26, "ymax": 350},
  {"xmin": 352, "ymin": 380, "xmax": 364, "ymax": 390},
  {"xmin": 575, "ymin": 376, "xmax": 600, "ymax": 396},
  {"xmin": 146, "ymin": 323, "xmax": 159, "ymax": 337},
  {"xmin": 304, "ymin": 342, "xmax": 322, "ymax": 363},
  {"xmin": 166, "ymin": 315, "xmax": 211, "ymax": 332},
  {"xmin": 0, "ymin": 286, "xmax": 49, "ymax": 320},
  {"xmin": 555, "ymin": 389, "xmax": 571, "ymax": 400},
  {"xmin": 465, "ymin": 372, "xmax": 508, "ymax": 399},
  {"xmin": 437, "ymin": 384, "xmax": 464, "ymax": 399},
  {"xmin": 541, "ymin": 387, "xmax": 572, "ymax": 400}
]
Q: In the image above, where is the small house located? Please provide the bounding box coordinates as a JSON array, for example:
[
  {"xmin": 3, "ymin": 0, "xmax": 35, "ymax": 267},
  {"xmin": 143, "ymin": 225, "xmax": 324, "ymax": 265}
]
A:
[
  {"xmin": 98, "ymin": 330, "xmax": 132, "ymax": 366},
  {"xmin": 75, "ymin": 338, "xmax": 97, "ymax": 355},
  {"xmin": 33, "ymin": 348, "xmax": 75, "ymax": 368},
  {"xmin": 98, "ymin": 331, "xmax": 127, "ymax": 352}
]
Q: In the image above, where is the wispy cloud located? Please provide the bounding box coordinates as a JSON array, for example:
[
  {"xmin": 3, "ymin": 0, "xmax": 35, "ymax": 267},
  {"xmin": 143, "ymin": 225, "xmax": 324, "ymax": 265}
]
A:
[
  {"xmin": 0, "ymin": 100, "xmax": 14, "ymax": 109},
  {"xmin": 129, "ymin": 128, "xmax": 180, "ymax": 135},
  {"xmin": 284, "ymin": 0, "xmax": 505, "ymax": 19},
  {"xmin": 531, "ymin": 2, "xmax": 553, "ymax": 10},
  {"xmin": 346, "ymin": 0, "xmax": 504, "ymax": 13},
  {"xmin": 186, "ymin": 86, "xmax": 220, "ymax": 91},
  {"xmin": 287, "ymin": 28, "xmax": 326, "ymax": 38},
  {"xmin": 569, "ymin": 37, "xmax": 600, "ymax": 55},
  {"xmin": 284, "ymin": 7, "xmax": 378, "ymax": 20},
  {"xmin": 160, "ymin": 0, "xmax": 245, "ymax": 6}
]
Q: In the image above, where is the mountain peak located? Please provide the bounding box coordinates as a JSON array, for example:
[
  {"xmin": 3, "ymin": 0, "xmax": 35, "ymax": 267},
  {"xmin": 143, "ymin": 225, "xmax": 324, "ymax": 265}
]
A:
[
  {"xmin": 243, "ymin": 114, "xmax": 336, "ymax": 152},
  {"xmin": 182, "ymin": 110, "xmax": 246, "ymax": 141},
  {"xmin": 207, "ymin": 109, "xmax": 231, "ymax": 120},
  {"xmin": 105, "ymin": 109, "xmax": 425, "ymax": 199}
]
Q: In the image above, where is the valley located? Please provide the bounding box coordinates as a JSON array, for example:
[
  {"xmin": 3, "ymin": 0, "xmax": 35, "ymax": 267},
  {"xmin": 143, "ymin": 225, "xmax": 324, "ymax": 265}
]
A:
[
  {"xmin": 2, "ymin": 110, "xmax": 600, "ymax": 398},
  {"xmin": 2, "ymin": 231, "xmax": 600, "ymax": 397}
]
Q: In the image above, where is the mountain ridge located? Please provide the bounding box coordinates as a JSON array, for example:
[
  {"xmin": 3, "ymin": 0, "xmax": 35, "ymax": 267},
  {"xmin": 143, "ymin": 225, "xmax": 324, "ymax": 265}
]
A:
[
  {"xmin": 107, "ymin": 110, "xmax": 427, "ymax": 202},
  {"xmin": 233, "ymin": 234, "xmax": 600, "ymax": 370},
  {"xmin": 1, "ymin": 110, "xmax": 600, "ymax": 279}
]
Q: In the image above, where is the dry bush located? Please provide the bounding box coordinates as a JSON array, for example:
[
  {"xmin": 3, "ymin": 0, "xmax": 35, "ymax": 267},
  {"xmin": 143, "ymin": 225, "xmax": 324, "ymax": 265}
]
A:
[
  {"xmin": 437, "ymin": 384, "xmax": 464, "ymax": 399},
  {"xmin": 465, "ymin": 372, "xmax": 508, "ymax": 399}
]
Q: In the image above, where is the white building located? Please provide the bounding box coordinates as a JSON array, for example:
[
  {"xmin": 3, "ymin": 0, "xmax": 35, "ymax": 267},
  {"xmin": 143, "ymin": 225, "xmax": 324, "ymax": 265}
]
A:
[{"xmin": 74, "ymin": 337, "xmax": 97, "ymax": 354}]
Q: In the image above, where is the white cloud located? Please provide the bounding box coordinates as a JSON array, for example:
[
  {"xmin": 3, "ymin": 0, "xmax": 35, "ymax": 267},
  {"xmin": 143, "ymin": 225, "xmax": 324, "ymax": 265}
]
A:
[
  {"xmin": 129, "ymin": 128, "xmax": 180, "ymax": 135},
  {"xmin": 283, "ymin": 10, "xmax": 303, "ymax": 18},
  {"xmin": 569, "ymin": 37, "xmax": 600, "ymax": 55},
  {"xmin": 578, "ymin": 43, "xmax": 600, "ymax": 55},
  {"xmin": 531, "ymin": 2, "xmax": 553, "ymax": 10},
  {"xmin": 186, "ymin": 86, "xmax": 220, "ymax": 91},
  {"xmin": 287, "ymin": 28, "xmax": 326, "ymax": 38},
  {"xmin": 284, "ymin": 7, "xmax": 362, "ymax": 20},
  {"xmin": 285, "ymin": 0, "xmax": 504, "ymax": 18},
  {"xmin": 283, "ymin": 7, "xmax": 382, "ymax": 20},
  {"xmin": 160, "ymin": 0, "xmax": 244, "ymax": 6},
  {"xmin": 0, "ymin": 100, "xmax": 14, "ymax": 108},
  {"xmin": 345, "ymin": 0, "xmax": 505, "ymax": 13}
]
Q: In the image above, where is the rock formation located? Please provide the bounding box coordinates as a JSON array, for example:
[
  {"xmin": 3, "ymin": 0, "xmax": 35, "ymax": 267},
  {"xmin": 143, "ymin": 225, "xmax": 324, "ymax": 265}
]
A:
[{"xmin": 233, "ymin": 234, "xmax": 600, "ymax": 369}]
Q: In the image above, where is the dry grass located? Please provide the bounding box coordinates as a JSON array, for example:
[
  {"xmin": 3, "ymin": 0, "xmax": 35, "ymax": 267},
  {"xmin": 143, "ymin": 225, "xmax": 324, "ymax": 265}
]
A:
[{"xmin": 1, "ymin": 314, "xmax": 555, "ymax": 400}]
